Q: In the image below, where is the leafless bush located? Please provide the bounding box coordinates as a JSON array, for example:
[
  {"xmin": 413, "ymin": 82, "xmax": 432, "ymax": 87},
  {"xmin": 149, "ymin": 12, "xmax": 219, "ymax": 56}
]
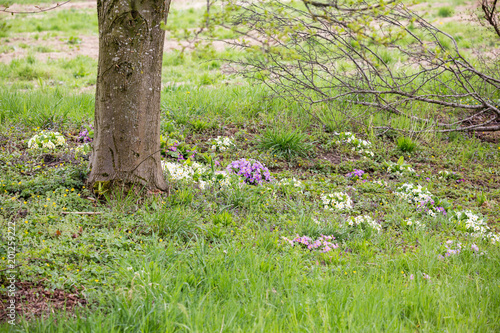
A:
[{"xmin": 215, "ymin": 0, "xmax": 500, "ymax": 133}]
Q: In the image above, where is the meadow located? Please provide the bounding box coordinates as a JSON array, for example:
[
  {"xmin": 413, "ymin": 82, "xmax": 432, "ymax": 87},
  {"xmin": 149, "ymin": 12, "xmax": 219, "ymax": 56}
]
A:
[{"xmin": 0, "ymin": 0, "xmax": 500, "ymax": 331}]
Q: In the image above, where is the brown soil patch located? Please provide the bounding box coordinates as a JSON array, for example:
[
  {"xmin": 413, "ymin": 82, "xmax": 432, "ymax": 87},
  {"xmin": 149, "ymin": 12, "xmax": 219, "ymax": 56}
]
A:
[
  {"xmin": 317, "ymin": 151, "xmax": 343, "ymax": 165},
  {"xmin": 0, "ymin": 34, "xmax": 99, "ymax": 63},
  {"xmin": 0, "ymin": 281, "xmax": 88, "ymax": 322},
  {"xmin": 0, "ymin": 33, "xmax": 239, "ymax": 63}
]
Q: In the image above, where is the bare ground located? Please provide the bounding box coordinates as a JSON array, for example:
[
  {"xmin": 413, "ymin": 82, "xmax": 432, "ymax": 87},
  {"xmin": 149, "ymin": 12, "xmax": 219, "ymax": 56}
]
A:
[
  {"xmin": 0, "ymin": 32, "xmax": 239, "ymax": 63},
  {"xmin": 0, "ymin": 281, "xmax": 88, "ymax": 323}
]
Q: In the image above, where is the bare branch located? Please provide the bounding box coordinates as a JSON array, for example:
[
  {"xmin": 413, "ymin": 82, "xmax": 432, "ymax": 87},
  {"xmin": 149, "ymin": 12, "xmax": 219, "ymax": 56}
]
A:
[
  {"xmin": 216, "ymin": 0, "xmax": 500, "ymax": 133},
  {"xmin": 0, "ymin": 1, "xmax": 71, "ymax": 14}
]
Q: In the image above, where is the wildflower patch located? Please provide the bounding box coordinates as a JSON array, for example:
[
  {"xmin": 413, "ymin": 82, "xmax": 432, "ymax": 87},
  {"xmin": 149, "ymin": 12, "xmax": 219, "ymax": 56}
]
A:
[{"xmin": 28, "ymin": 131, "xmax": 66, "ymax": 150}]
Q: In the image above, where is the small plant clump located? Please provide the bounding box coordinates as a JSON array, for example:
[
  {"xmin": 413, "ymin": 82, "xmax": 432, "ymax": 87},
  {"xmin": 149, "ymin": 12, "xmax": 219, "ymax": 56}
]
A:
[
  {"xmin": 73, "ymin": 142, "xmax": 91, "ymax": 157},
  {"xmin": 208, "ymin": 136, "xmax": 234, "ymax": 151},
  {"xmin": 278, "ymin": 177, "xmax": 304, "ymax": 190},
  {"xmin": 334, "ymin": 132, "xmax": 374, "ymax": 158},
  {"xmin": 438, "ymin": 170, "xmax": 463, "ymax": 181},
  {"xmin": 438, "ymin": 7, "xmax": 454, "ymax": 18},
  {"xmin": 450, "ymin": 210, "xmax": 500, "ymax": 244},
  {"xmin": 28, "ymin": 131, "xmax": 66, "ymax": 150},
  {"xmin": 395, "ymin": 183, "xmax": 447, "ymax": 217},
  {"xmin": 404, "ymin": 218, "xmax": 426, "ymax": 230},
  {"xmin": 349, "ymin": 215, "xmax": 381, "ymax": 232},
  {"xmin": 384, "ymin": 157, "xmax": 416, "ymax": 177},
  {"xmin": 78, "ymin": 125, "xmax": 93, "ymax": 143},
  {"xmin": 162, "ymin": 160, "xmax": 232, "ymax": 189},
  {"xmin": 396, "ymin": 136, "xmax": 417, "ymax": 153},
  {"xmin": 257, "ymin": 128, "xmax": 311, "ymax": 160}
]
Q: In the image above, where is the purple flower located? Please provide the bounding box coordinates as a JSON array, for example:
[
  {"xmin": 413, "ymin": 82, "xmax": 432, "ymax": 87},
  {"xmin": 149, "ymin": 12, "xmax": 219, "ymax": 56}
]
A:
[
  {"xmin": 286, "ymin": 234, "xmax": 338, "ymax": 253},
  {"xmin": 346, "ymin": 169, "xmax": 365, "ymax": 179},
  {"xmin": 226, "ymin": 158, "xmax": 272, "ymax": 185},
  {"xmin": 78, "ymin": 125, "xmax": 93, "ymax": 143}
]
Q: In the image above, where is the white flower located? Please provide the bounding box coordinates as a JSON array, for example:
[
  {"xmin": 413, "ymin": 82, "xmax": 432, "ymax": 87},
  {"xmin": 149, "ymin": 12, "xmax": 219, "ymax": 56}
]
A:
[
  {"xmin": 405, "ymin": 218, "xmax": 425, "ymax": 230},
  {"xmin": 335, "ymin": 132, "xmax": 375, "ymax": 159},
  {"xmin": 452, "ymin": 210, "xmax": 498, "ymax": 244},
  {"xmin": 209, "ymin": 136, "xmax": 234, "ymax": 151},
  {"xmin": 278, "ymin": 177, "xmax": 304, "ymax": 193},
  {"xmin": 350, "ymin": 215, "xmax": 381, "ymax": 232},
  {"xmin": 162, "ymin": 161, "xmax": 194, "ymax": 181},
  {"xmin": 28, "ymin": 131, "xmax": 66, "ymax": 150},
  {"xmin": 321, "ymin": 192, "xmax": 353, "ymax": 211}
]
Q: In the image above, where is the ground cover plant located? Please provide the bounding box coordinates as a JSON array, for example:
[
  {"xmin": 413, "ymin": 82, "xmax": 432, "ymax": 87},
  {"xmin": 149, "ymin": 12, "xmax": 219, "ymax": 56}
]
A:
[{"xmin": 1, "ymin": 0, "xmax": 500, "ymax": 331}]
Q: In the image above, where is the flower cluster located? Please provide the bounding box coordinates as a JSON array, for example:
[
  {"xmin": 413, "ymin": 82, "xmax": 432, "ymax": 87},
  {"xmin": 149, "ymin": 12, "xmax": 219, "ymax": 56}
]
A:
[
  {"xmin": 209, "ymin": 136, "xmax": 234, "ymax": 151},
  {"xmin": 321, "ymin": 192, "xmax": 353, "ymax": 211},
  {"xmin": 346, "ymin": 169, "xmax": 367, "ymax": 181},
  {"xmin": 162, "ymin": 160, "xmax": 234, "ymax": 190},
  {"xmin": 167, "ymin": 140, "xmax": 179, "ymax": 153},
  {"xmin": 450, "ymin": 210, "xmax": 499, "ymax": 244},
  {"xmin": 278, "ymin": 177, "xmax": 304, "ymax": 192},
  {"xmin": 334, "ymin": 132, "xmax": 374, "ymax": 158},
  {"xmin": 161, "ymin": 136, "xmax": 197, "ymax": 161},
  {"xmin": 282, "ymin": 235, "xmax": 339, "ymax": 253},
  {"xmin": 226, "ymin": 159, "xmax": 271, "ymax": 185},
  {"xmin": 198, "ymin": 171, "xmax": 233, "ymax": 190},
  {"xmin": 73, "ymin": 143, "xmax": 91, "ymax": 157},
  {"xmin": 439, "ymin": 240, "xmax": 462, "ymax": 259},
  {"xmin": 384, "ymin": 157, "xmax": 415, "ymax": 177},
  {"xmin": 162, "ymin": 161, "xmax": 197, "ymax": 181},
  {"xmin": 28, "ymin": 131, "xmax": 66, "ymax": 150},
  {"xmin": 438, "ymin": 240, "xmax": 484, "ymax": 259},
  {"xmin": 438, "ymin": 170, "xmax": 465, "ymax": 183},
  {"xmin": 78, "ymin": 125, "xmax": 93, "ymax": 143},
  {"xmin": 349, "ymin": 215, "xmax": 381, "ymax": 232},
  {"xmin": 394, "ymin": 183, "xmax": 446, "ymax": 217},
  {"xmin": 404, "ymin": 218, "xmax": 425, "ymax": 230},
  {"xmin": 372, "ymin": 179, "xmax": 388, "ymax": 187}
]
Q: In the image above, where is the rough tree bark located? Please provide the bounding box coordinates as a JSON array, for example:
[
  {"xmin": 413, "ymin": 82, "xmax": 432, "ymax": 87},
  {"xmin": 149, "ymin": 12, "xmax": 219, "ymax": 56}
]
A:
[{"xmin": 88, "ymin": 0, "xmax": 171, "ymax": 192}]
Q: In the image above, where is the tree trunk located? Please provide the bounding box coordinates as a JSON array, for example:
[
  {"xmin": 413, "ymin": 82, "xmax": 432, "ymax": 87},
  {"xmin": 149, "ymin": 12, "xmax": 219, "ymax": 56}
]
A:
[{"xmin": 89, "ymin": 0, "xmax": 171, "ymax": 192}]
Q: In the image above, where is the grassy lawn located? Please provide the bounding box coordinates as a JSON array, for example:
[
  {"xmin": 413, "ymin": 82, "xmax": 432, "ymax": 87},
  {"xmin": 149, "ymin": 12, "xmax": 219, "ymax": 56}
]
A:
[{"xmin": 0, "ymin": 0, "xmax": 499, "ymax": 331}]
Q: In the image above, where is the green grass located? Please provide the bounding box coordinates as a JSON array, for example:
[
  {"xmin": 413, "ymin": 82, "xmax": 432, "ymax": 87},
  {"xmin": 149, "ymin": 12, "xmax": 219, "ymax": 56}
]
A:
[
  {"xmin": 0, "ymin": 88, "xmax": 94, "ymax": 127},
  {"xmin": 397, "ymin": 136, "xmax": 418, "ymax": 153},
  {"xmin": 6, "ymin": 10, "xmax": 98, "ymax": 35},
  {"xmin": 438, "ymin": 7, "xmax": 454, "ymax": 18},
  {"xmin": 0, "ymin": 55, "xmax": 97, "ymax": 89},
  {"xmin": 257, "ymin": 127, "xmax": 313, "ymax": 160}
]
